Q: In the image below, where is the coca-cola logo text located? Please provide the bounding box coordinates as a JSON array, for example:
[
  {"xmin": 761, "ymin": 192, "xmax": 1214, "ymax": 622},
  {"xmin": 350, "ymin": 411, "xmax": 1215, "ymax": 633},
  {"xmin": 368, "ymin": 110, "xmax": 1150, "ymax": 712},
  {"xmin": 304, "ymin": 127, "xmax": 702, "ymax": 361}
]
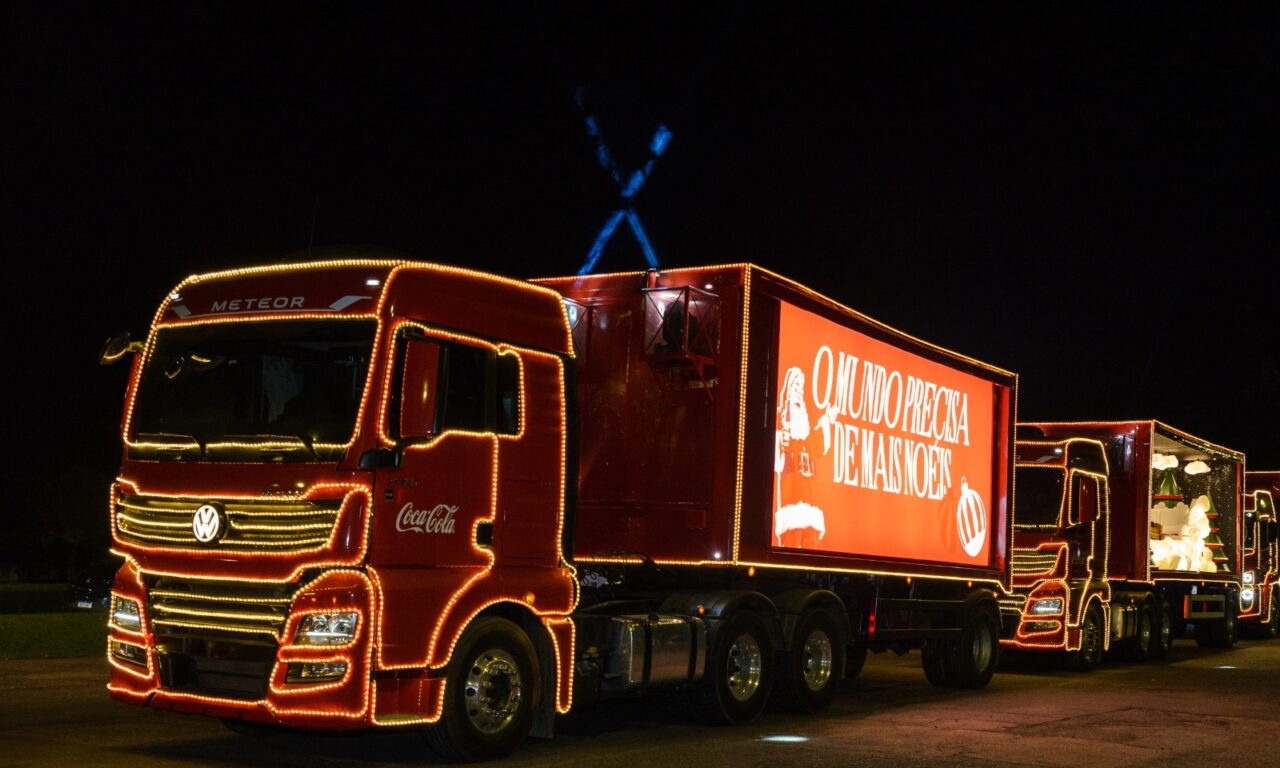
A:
[{"xmin": 396, "ymin": 503, "xmax": 458, "ymax": 534}]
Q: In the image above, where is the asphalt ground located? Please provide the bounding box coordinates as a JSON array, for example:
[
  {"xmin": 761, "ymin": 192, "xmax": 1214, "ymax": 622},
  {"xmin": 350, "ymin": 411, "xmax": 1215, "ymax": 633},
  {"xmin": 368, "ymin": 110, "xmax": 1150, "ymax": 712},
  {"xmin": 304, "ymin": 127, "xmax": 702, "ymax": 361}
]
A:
[{"xmin": 3, "ymin": 637, "xmax": 1279, "ymax": 767}]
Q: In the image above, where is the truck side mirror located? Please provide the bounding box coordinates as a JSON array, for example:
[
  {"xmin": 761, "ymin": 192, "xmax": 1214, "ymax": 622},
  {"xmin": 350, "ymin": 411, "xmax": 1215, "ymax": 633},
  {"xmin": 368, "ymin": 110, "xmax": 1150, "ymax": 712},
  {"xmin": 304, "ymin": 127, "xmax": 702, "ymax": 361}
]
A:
[
  {"xmin": 398, "ymin": 341, "xmax": 441, "ymax": 440},
  {"xmin": 99, "ymin": 332, "xmax": 144, "ymax": 365}
]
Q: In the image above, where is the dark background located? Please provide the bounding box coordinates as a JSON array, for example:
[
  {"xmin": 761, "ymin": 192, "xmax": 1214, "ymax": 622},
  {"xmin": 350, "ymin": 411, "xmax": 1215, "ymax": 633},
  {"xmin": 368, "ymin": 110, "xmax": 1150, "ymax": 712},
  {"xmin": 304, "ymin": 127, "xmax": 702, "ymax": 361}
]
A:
[{"xmin": 5, "ymin": 3, "xmax": 1278, "ymax": 581}]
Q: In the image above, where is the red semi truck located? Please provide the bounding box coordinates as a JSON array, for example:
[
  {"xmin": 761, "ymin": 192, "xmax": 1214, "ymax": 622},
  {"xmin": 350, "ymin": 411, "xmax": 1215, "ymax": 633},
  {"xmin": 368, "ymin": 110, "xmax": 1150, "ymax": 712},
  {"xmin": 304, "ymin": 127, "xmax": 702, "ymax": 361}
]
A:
[
  {"xmin": 1003, "ymin": 421, "xmax": 1245, "ymax": 669},
  {"xmin": 102, "ymin": 259, "xmax": 1015, "ymax": 760},
  {"xmin": 1242, "ymin": 471, "xmax": 1279, "ymax": 637}
]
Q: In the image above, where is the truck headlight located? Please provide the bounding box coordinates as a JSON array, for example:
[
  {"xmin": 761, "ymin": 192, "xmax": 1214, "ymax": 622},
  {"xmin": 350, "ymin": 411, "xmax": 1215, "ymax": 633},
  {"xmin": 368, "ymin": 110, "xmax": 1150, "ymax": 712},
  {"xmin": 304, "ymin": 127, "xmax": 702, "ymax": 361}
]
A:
[
  {"xmin": 1243, "ymin": 571, "xmax": 1255, "ymax": 585},
  {"xmin": 1242, "ymin": 588, "xmax": 1256, "ymax": 604},
  {"xmin": 1030, "ymin": 598, "xmax": 1064, "ymax": 615},
  {"xmin": 294, "ymin": 612, "xmax": 358, "ymax": 645},
  {"xmin": 112, "ymin": 596, "xmax": 142, "ymax": 631}
]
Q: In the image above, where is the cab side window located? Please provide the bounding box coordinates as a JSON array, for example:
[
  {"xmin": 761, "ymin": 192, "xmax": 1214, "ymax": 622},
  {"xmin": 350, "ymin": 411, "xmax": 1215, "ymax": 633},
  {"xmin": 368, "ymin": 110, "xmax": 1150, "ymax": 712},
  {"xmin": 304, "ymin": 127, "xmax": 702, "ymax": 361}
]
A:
[
  {"xmin": 395, "ymin": 332, "xmax": 521, "ymax": 439},
  {"xmin": 1072, "ymin": 475, "xmax": 1098, "ymax": 526},
  {"xmin": 441, "ymin": 344, "xmax": 487, "ymax": 432}
]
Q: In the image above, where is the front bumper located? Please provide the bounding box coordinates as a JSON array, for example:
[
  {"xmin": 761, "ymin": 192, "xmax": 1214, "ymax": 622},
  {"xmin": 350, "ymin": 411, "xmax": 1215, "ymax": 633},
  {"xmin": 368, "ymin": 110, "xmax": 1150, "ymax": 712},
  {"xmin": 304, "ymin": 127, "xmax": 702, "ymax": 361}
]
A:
[{"xmin": 107, "ymin": 566, "xmax": 379, "ymax": 730}]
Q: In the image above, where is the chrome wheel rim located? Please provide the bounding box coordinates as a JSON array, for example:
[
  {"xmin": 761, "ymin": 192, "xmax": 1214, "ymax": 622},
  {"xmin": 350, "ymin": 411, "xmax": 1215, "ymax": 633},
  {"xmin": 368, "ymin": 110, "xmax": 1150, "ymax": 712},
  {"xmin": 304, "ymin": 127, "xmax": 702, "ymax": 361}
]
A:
[
  {"xmin": 1084, "ymin": 613, "xmax": 1101, "ymax": 661},
  {"xmin": 1159, "ymin": 608, "xmax": 1172, "ymax": 649},
  {"xmin": 463, "ymin": 649, "xmax": 522, "ymax": 734},
  {"xmin": 801, "ymin": 630, "xmax": 834, "ymax": 692},
  {"xmin": 726, "ymin": 633, "xmax": 763, "ymax": 702}
]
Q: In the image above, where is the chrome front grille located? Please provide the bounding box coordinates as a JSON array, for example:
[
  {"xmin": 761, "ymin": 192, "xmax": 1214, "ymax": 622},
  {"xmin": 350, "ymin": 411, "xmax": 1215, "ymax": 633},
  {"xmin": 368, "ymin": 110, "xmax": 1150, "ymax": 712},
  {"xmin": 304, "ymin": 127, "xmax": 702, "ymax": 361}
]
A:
[
  {"xmin": 147, "ymin": 576, "xmax": 294, "ymax": 643},
  {"xmin": 1011, "ymin": 547, "xmax": 1062, "ymax": 576},
  {"xmin": 115, "ymin": 493, "xmax": 341, "ymax": 551}
]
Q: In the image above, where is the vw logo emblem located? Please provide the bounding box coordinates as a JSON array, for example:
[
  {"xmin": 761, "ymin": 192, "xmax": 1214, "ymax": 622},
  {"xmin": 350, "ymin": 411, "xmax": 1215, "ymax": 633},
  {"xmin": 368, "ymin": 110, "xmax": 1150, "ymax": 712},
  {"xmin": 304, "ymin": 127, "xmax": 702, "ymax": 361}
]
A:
[{"xmin": 192, "ymin": 503, "xmax": 226, "ymax": 543}]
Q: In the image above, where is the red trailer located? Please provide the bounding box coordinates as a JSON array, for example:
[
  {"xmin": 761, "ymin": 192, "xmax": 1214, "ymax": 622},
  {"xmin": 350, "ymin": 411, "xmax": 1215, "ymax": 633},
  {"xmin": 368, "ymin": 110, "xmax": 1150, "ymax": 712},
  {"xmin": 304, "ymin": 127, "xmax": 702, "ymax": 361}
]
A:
[
  {"xmin": 1007, "ymin": 421, "xmax": 1245, "ymax": 669},
  {"xmin": 102, "ymin": 259, "xmax": 1015, "ymax": 760},
  {"xmin": 1242, "ymin": 471, "xmax": 1280, "ymax": 637}
]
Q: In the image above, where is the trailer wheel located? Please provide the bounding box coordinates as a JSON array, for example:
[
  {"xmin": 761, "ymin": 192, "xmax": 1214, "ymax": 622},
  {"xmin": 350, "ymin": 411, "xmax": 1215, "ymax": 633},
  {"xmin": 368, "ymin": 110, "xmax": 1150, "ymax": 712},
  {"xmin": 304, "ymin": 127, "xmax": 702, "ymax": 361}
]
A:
[
  {"xmin": 424, "ymin": 617, "xmax": 539, "ymax": 762},
  {"xmin": 697, "ymin": 612, "xmax": 774, "ymax": 724},
  {"xmin": 1063, "ymin": 604, "xmax": 1103, "ymax": 672},
  {"xmin": 774, "ymin": 609, "xmax": 842, "ymax": 713},
  {"xmin": 845, "ymin": 643, "xmax": 868, "ymax": 682},
  {"xmin": 1148, "ymin": 597, "xmax": 1174, "ymax": 659},
  {"xmin": 944, "ymin": 604, "xmax": 1000, "ymax": 689},
  {"xmin": 1196, "ymin": 596, "xmax": 1238, "ymax": 649},
  {"xmin": 1122, "ymin": 600, "xmax": 1154, "ymax": 662},
  {"xmin": 920, "ymin": 638, "xmax": 949, "ymax": 687},
  {"xmin": 1262, "ymin": 590, "xmax": 1280, "ymax": 640}
]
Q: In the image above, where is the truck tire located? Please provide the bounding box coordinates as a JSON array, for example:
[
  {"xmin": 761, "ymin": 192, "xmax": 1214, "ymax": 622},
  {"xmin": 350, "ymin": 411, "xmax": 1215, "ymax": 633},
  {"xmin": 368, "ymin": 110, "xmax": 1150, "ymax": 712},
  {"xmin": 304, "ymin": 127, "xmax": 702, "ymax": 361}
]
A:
[
  {"xmin": 846, "ymin": 643, "xmax": 868, "ymax": 681},
  {"xmin": 1262, "ymin": 591, "xmax": 1280, "ymax": 639},
  {"xmin": 1196, "ymin": 597, "xmax": 1238, "ymax": 649},
  {"xmin": 695, "ymin": 611, "xmax": 775, "ymax": 724},
  {"xmin": 773, "ymin": 609, "xmax": 843, "ymax": 713},
  {"xmin": 424, "ymin": 617, "xmax": 539, "ymax": 762},
  {"xmin": 944, "ymin": 604, "xmax": 1000, "ymax": 689},
  {"xmin": 920, "ymin": 638, "xmax": 949, "ymax": 687},
  {"xmin": 1121, "ymin": 600, "xmax": 1154, "ymax": 662},
  {"xmin": 920, "ymin": 604, "xmax": 999, "ymax": 689},
  {"xmin": 1148, "ymin": 597, "xmax": 1174, "ymax": 659},
  {"xmin": 1063, "ymin": 604, "xmax": 1104, "ymax": 672}
]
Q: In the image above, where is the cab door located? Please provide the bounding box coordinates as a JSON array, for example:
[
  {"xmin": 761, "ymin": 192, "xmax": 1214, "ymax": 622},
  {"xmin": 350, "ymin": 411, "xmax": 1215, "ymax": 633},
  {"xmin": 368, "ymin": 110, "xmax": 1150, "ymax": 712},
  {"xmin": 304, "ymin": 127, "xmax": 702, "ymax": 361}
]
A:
[{"xmin": 371, "ymin": 329, "xmax": 502, "ymax": 569}]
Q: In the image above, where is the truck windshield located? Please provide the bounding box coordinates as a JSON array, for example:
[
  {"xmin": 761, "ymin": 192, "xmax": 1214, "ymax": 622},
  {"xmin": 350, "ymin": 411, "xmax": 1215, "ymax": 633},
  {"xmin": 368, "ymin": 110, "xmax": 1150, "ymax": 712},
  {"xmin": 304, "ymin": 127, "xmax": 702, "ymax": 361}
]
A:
[
  {"xmin": 1014, "ymin": 468, "xmax": 1066, "ymax": 530},
  {"xmin": 128, "ymin": 320, "xmax": 376, "ymax": 462}
]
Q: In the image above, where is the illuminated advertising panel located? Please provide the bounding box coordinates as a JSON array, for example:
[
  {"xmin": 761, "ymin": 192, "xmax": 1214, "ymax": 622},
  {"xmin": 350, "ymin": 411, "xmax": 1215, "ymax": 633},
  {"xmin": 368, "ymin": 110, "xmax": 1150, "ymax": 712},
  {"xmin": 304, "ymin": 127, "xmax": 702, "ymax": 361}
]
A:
[{"xmin": 772, "ymin": 302, "xmax": 997, "ymax": 566}]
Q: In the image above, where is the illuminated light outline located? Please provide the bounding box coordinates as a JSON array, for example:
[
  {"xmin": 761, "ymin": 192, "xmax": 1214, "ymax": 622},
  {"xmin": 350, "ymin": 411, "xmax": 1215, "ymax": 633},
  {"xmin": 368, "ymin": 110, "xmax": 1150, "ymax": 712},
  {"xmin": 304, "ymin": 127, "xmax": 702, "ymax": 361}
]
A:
[
  {"xmin": 112, "ymin": 570, "xmax": 377, "ymax": 722},
  {"xmin": 541, "ymin": 264, "xmax": 1018, "ymax": 579},
  {"xmin": 122, "ymin": 313, "xmax": 378, "ymax": 454},
  {"xmin": 374, "ymin": 319, "xmax": 534, "ymax": 447},
  {"xmin": 148, "ymin": 603, "xmax": 288, "ymax": 625},
  {"xmin": 543, "ymin": 617, "xmax": 576, "ymax": 714},
  {"xmin": 112, "ymin": 480, "xmax": 369, "ymax": 561},
  {"xmin": 273, "ymin": 655, "xmax": 356, "ymax": 693},
  {"xmin": 1003, "ymin": 437, "xmax": 1113, "ymax": 653},
  {"xmin": 146, "ymin": 589, "xmax": 291, "ymax": 605},
  {"xmin": 363, "ymin": 314, "xmax": 577, "ymax": 719},
  {"xmin": 1238, "ymin": 490, "xmax": 1278, "ymax": 621},
  {"xmin": 572, "ymin": 555, "xmax": 1007, "ymax": 588},
  {"xmin": 108, "ymin": 639, "xmax": 153, "ymax": 677},
  {"xmin": 125, "ymin": 260, "xmax": 572, "ymax": 478},
  {"xmin": 536, "ymin": 263, "xmax": 1018, "ymax": 379},
  {"xmin": 730, "ymin": 267, "xmax": 752, "ymax": 562}
]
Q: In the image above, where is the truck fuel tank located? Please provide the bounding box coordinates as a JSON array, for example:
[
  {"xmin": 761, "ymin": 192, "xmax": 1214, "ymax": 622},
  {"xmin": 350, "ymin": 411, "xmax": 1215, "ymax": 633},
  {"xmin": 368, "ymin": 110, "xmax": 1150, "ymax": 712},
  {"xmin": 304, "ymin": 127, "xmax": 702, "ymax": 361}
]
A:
[{"xmin": 604, "ymin": 614, "xmax": 708, "ymax": 691}]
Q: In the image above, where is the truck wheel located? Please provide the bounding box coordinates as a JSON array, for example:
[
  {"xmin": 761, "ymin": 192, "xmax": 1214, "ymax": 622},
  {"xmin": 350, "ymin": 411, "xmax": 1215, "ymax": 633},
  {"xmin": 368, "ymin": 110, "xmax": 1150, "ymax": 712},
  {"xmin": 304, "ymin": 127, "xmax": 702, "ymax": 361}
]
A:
[
  {"xmin": 1063, "ymin": 604, "xmax": 1103, "ymax": 672},
  {"xmin": 1196, "ymin": 598, "xmax": 1238, "ymax": 649},
  {"xmin": 1147, "ymin": 597, "xmax": 1174, "ymax": 659},
  {"xmin": 943, "ymin": 604, "xmax": 1000, "ymax": 689},
  {"xmin": 425, "ymin": 617, "xmax": 539, "ymax": 762},
  {"xmin": 920, "ymin": 638, "xmax": 950, "ymax": 687},
  {"xmin": 1218, "ymin": 597, "xmax": 1239, "ymax": 647},
  {"xmin": 1262, "ymin": 591, "xmax": 1280, "ymax": 639},
  {"xmin": 698, "ymin": 612, "xmax": 775, "ymax": 724},
  {"xmin": 1122, "ymin": 601, "xmax": 1154, "ymax": 662},
  {"xmin": 846, "ymin": 643, "xmax": 868, "ymax": 681},
  {"xmin": 774, "ymin": 609, "xmax": 842, "ymax": 713}
]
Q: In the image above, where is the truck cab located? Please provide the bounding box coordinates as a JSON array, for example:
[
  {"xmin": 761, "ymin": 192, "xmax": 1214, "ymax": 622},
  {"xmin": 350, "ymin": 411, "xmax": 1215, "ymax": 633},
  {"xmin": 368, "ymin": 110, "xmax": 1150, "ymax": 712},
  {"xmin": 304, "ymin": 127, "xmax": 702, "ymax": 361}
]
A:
[
  {"xmin": 1003, "ymin": 435, "xmax": 1120, "ymax": 669},
  {"xmin": 1240, "ymin": 487, "xmax": 1278, "ymax": 636},
  {"xmin": 105, "ymin": 260, "xmax": 579, "ymax": 757}
]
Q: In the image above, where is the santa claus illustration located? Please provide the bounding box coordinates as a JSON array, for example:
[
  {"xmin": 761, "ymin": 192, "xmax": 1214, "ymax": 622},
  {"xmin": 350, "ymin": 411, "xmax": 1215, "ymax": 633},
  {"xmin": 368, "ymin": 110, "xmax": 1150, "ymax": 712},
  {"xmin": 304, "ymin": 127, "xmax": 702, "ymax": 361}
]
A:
[{"xmin": 774, "ymin": 365, "xmax": 836, "ymax": 548}]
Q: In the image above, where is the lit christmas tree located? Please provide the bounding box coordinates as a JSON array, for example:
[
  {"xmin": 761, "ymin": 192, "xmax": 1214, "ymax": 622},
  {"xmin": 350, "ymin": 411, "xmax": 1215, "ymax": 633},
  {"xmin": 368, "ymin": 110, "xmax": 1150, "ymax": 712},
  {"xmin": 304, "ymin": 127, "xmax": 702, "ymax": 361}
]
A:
[
  {"xmin": 1153, "ymin": 470, "xmax": 1183, "ymax": 507},
  {"xmin": 1201, "ymin": 494, "xmax": 1230, "ymax": 571}
]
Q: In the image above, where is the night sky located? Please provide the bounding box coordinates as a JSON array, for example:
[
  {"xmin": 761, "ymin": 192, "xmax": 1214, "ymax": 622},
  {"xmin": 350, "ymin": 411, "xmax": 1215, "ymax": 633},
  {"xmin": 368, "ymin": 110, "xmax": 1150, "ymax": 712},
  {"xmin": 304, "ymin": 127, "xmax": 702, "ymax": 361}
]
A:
[{"xmin": 5, "ymin": 4, "xmax": 1279, "ymax": 574}]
